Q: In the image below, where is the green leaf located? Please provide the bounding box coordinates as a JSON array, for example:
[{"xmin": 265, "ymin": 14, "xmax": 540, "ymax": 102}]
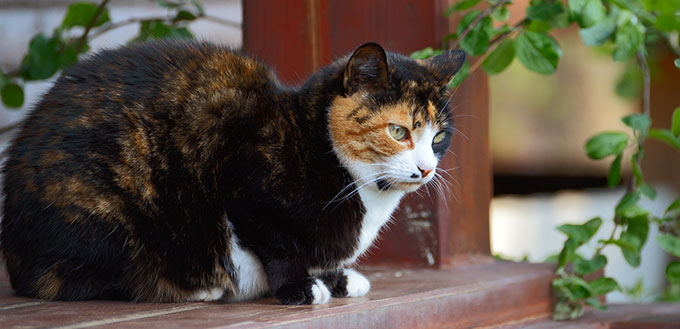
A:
[
  {"xmin": 620, "ymin": 217, "xmax": 649, "ymax": 267},
  {"xmin": 528, "ymin": 20, "xmax": 552, "ymax": 33},
  {"xmin": 672, "ymin": 107, "xmax": 680, "ymax": 137},
  {"xmin": 616, "ymin": 192, "xmax": 640, "ymax": 216},
  {"xmin": 574, "ymin": 254, "xmax": 607, "ymax": 275},
  {"xmin": 600, "ymin": 238, "xmax": 636, "ymax": 251},
  {"xmin": 639, "ymin": 183, "xmax": 656, "ymax": 200},
  {"xmin": 585, "ymin": 297, "xmax": 607, "ymax": 310},
  {"xmin": 553, "ymin": 276, "xmax": 593, "ymax": 301},
  {"xmin": 618, "ymin": 204, "xmax": 649, "ymax": 221},
  {"xmin": 569, "ymin": 0, "xmax": 605, "ymax": 28},
  {"xmin": 133, "ymin": 20, "xmax": 193, "ymax": 42},
  {"xmin": 23, "ymin": 34, "xmax": 62, "ymax": 80},
  {"xmin": 667, "ymin": 262, "xmax": 680, "ymax": 284},
  {"xmin": 585, "ymin": 131, "xmax": 628, "ymax": 159},
  {"xmin": 583, "ymin": 217, "xmax": 603, "ymax": 238},
  {"xmin": 444, "ymin": 0, "xmax": 482, "ymax": 16},
  {"xmin": 516, "ymin": 31, "xmax": 561, "ymax": 75},
  {"xmin": 558, "ymin": 238, "xmax": 580, "ymax": 268},
  {"xmin": 62, "ymin": 2, "xmax": 110, "ymax": 28},
  {"xmin": 622, "ymin": 114, "xmax": 651, "ymax": 136},
  {"xmin": 527, "ymin": 2, "xmax": 564, "ymax": 21},
  {"xmin": 608, "ymin": 154, "xmax": 622, "ymax": 187},
  {"xmin": 491, "ymin": 5, "xmax": 510, "ymax": 21},
  {"xmin": 590, "ymin": 277, "xmax": 621, "ymax": 295},
  {"xmin": 657, "ymin": 234, "xmax": 680, "ymax": 257},
  {"xmin": 615, "ymin": 65, "xmax": 642, "ymax": 99},
  {"xmin": 448, "ymin": 60, "xmax": 470, "ymax": 88},
  {"xmin": 613, "ymin": 22, "xmax": 645, "ymax": 62},
  {"xmin": 410, "ymin": 47, "xmax": 443, "ymax": 60},
  {"xmin": 665, "ymin": 198, "xmax": 680, "ymax": 218},
  {"xmin": 557, "ymin": 225, "xmax": 590, "ymax": 244},
  {"xmin": 656, "ymin": 13, "xmax": 680, "ymax": 31},
  {"xmin": 175, "ymin": 10, "xmax": 197, "ymax": 22},
  {"xmin": 166, "ymin": 26, "xmax": 193, "ymax": 40},
  {"xmin": 459, "ymin": 14, "xmax": 493, "ymax": 56},
  {"xmin": 1, "ymin": 82, "xmax": 24, "ymax": 108},
  {"xmin": 153, "ymin": 0, "xmax": 183, "ymax": 9},
  {"xmin": 553, "ymin": 300, "xmax": 584, "ymax": 320},
  {"xmin": 482, "ymin": 38, "xmax": 515, "ymax": 75},
  {"xmin": 579, "ymin": 16, "xmax": 616, "ymax": 46},
  {"xmin": 649, "ymin": 129, "xmax": 680, "ymax": 150},
  {"xmin": 631, "ymin": 154, "xmax": 643, "ymax": 186}
]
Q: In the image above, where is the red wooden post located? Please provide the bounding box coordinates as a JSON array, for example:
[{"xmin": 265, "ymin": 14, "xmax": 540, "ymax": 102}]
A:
[{"xmin": 243, "ymin": 0, "xmax": 491, "ymax": 267}]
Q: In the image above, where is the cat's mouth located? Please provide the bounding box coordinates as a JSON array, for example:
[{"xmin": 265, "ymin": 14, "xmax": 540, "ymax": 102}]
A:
[{"xmin": 376, "ymin": 179, "xmax": 423, "ymax": 192}]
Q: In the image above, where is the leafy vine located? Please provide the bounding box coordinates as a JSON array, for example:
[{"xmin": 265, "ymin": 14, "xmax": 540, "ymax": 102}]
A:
[{"xmin": 412, "ymin": 0, "xmax": 680, "ymax": 320}]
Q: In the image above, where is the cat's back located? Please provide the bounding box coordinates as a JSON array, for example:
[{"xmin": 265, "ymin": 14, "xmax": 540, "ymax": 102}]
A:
[{"xmin": 0, "ymin": 41, "xmax": 277, "ymax": 300}]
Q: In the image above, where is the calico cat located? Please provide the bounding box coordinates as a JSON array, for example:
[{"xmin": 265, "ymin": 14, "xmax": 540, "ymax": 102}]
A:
[{"xmin": 1, "ymin": 41, "xmax": 465, "ymax": 305}]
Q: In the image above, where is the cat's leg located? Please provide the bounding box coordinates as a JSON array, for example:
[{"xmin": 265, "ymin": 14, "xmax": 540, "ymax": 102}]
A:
[
  {"xmin": 319, "ymin": 268, "xmax": 371, "ymax": 298},
  {"xmin": 262, "ymin": 258, "xmax": 331, "ymax": 305}
]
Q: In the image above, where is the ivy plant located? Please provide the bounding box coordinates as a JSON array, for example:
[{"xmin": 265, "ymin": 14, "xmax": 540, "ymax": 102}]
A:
[
  {"xmin": 0, "ymin": 0, "xmax": 239, "ymax": 110},
  {"xmin": 412, "ymin": 0, "xmax": 680, "ymax": 321}
]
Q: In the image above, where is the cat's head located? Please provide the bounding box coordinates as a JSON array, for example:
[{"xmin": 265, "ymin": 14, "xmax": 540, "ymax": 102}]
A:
[{"xmin": 329, "ymin": 43, "xmax": 465, "ymax": 193}]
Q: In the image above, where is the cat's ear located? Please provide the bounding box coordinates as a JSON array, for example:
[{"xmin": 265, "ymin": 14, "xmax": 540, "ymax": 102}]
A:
[
  {"xmin": 423, "ymin": 49, "xmax": 466, "ymax": 86},
  {"xmin": 343, "ymin": 42, "xmax": 391, "ymax": 95}
]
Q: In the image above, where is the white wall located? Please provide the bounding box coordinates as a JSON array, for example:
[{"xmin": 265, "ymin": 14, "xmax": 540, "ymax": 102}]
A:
[
  {"xmin": 0, "ymin": 0, "xmax": 242, "ymax": 149},
  {"xmin": 491, "ymin": 187, "xmax": 674, "ymax": 302}
]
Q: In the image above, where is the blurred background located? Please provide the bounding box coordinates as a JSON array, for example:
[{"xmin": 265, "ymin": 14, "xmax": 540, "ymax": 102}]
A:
[{"xmin": 1, "ymin": 0, "xmax": 678, "ymax": 303}]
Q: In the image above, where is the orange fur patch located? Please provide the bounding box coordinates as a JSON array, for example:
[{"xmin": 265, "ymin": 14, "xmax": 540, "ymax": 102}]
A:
[
  {"xmin": 330, "ymin": 95, "xmax": 420, "ymax": 162},
  {"xmin": 35, "ymin": 269, "xmax": 62, "ymax": 300},
  {"xmin": 42, "ymin": 176, "xmax": 125, "ymax": 224}
]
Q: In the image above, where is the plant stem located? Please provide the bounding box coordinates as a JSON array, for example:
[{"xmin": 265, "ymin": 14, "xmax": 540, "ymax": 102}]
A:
[
  {"xmin": 449, "ymin": 0, "xmax": 513, "ymax": 50},
  {"xmin": 638, "ymin": 52, "xmax": 651, "ymax": 119},
  {"xmin": 76, "ymin": 0, "xmax": 111, "ymax": 54},
  {"xmin": 88, "ymin": 14, "xmax": 240, "ymax": 40},
  {"xmin": 468, "ymin": 21, "xmax": 526, "ymax": 75},
  {"xmin": 200, "ymin": 14, "xmax": 241, "ymax": 29},
  {"xmin": 628, "ymin": 51, "xmax": 651, "ymax": 192},
  {"xmin": 595, "ymin": 223, "xmax": 618, "ymax": 256}
]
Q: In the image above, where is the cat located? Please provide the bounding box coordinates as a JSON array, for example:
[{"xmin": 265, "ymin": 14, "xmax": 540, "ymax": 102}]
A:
[{"xmin": 1, "ymin": 40, "xmax": 465, "ymax": 305}]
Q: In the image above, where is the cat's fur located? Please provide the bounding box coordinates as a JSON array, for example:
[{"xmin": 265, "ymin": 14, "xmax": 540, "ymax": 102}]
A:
[{"xmin": 1, "ymin": 41, "xmax": 465, "ymax": 304}]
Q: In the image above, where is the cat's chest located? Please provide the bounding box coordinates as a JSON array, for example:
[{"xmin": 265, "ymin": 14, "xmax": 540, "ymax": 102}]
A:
[{"xmin": 342, "ymin": 188, "xmax": 404, "ymax": 266}]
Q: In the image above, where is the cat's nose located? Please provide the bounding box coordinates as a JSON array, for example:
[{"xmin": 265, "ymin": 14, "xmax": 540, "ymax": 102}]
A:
[{"xmin": 417, "ymin": 166, "xmax": 433, "ymax": 178}]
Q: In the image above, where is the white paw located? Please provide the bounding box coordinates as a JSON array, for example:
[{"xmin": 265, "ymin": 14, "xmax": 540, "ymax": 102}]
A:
[
  {"xmin": 189, "ymin": 287, "xmax": 224, "ymax": 301},
  {"xmin": 344, "ymin": 268, "xmax": 371, "ymax": 297},
  {"xmin": 311, "ymin": 279, "xmax": 331, "ymax": 304}
]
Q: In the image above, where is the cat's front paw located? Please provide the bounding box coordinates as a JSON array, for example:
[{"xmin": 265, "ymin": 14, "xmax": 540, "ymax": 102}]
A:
[
  {"xmin": 344, "ymin": 268, "xmax": 370, "ymax": 297},
  {"xmin": 310, "ymin": 279, "xmax": 331, "ymax": 304},
  {"xmin": 276, "ymin": 278, "xmax": 331, "ymax": 305}
]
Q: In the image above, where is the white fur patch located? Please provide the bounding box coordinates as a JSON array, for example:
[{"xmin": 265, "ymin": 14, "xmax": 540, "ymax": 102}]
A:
[
  {"xmin": 311, "ymin": 279, "xmax": 331, "ymax": 304},
  {"xmin": 342, "ymin": 184, "xmax": 403, "ymax": 266},
  {"xmin": 189, "ymin": 287, "xmax": 225, "ymax": 302},
  {"xmin": 226, "ymin": 229, "xmax": 270, "ymax": 302},
  {"xmin": 344, "ymin": 268, "xmax": 370, "ymax": 297}
]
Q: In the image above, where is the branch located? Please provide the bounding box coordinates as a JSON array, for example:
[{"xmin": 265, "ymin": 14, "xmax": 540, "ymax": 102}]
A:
[
  {"xmin": 88, "ymin": 15, "xmax": 172, "ymax": 40},
  {"xmin": 449, "ymin": 0, "xmax": 513, "ymax": 50},
  {"xmin": 88, "ymin": 14, "xmax": 241, "ymax": 41},
  {"xmin": 76, "ymin": 0, "xmax": 111, "ymax": 54},
  {"xmin": 625, "ymin": 51, "xmax": 651, "ymax": 194},
  {"xmin": 638, "ymin": 52, "xmax": 651, "ymax": 119},
  {"xmin": 468, "ymin": 19, "xmax": 528, "ymax": 75},
  {"xmin": 201, "ymin": 14, "xmax": 241, "ymax": 29}
]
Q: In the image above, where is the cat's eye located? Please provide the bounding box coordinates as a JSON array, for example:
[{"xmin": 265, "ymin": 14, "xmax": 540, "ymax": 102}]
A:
[
  {"xmin": 389, "ymin": 124, "xmax": 408, "ymax": 141},
  {"xmin": 433, "ymin": 132, "xmax": 446, "ymax": 144}
]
